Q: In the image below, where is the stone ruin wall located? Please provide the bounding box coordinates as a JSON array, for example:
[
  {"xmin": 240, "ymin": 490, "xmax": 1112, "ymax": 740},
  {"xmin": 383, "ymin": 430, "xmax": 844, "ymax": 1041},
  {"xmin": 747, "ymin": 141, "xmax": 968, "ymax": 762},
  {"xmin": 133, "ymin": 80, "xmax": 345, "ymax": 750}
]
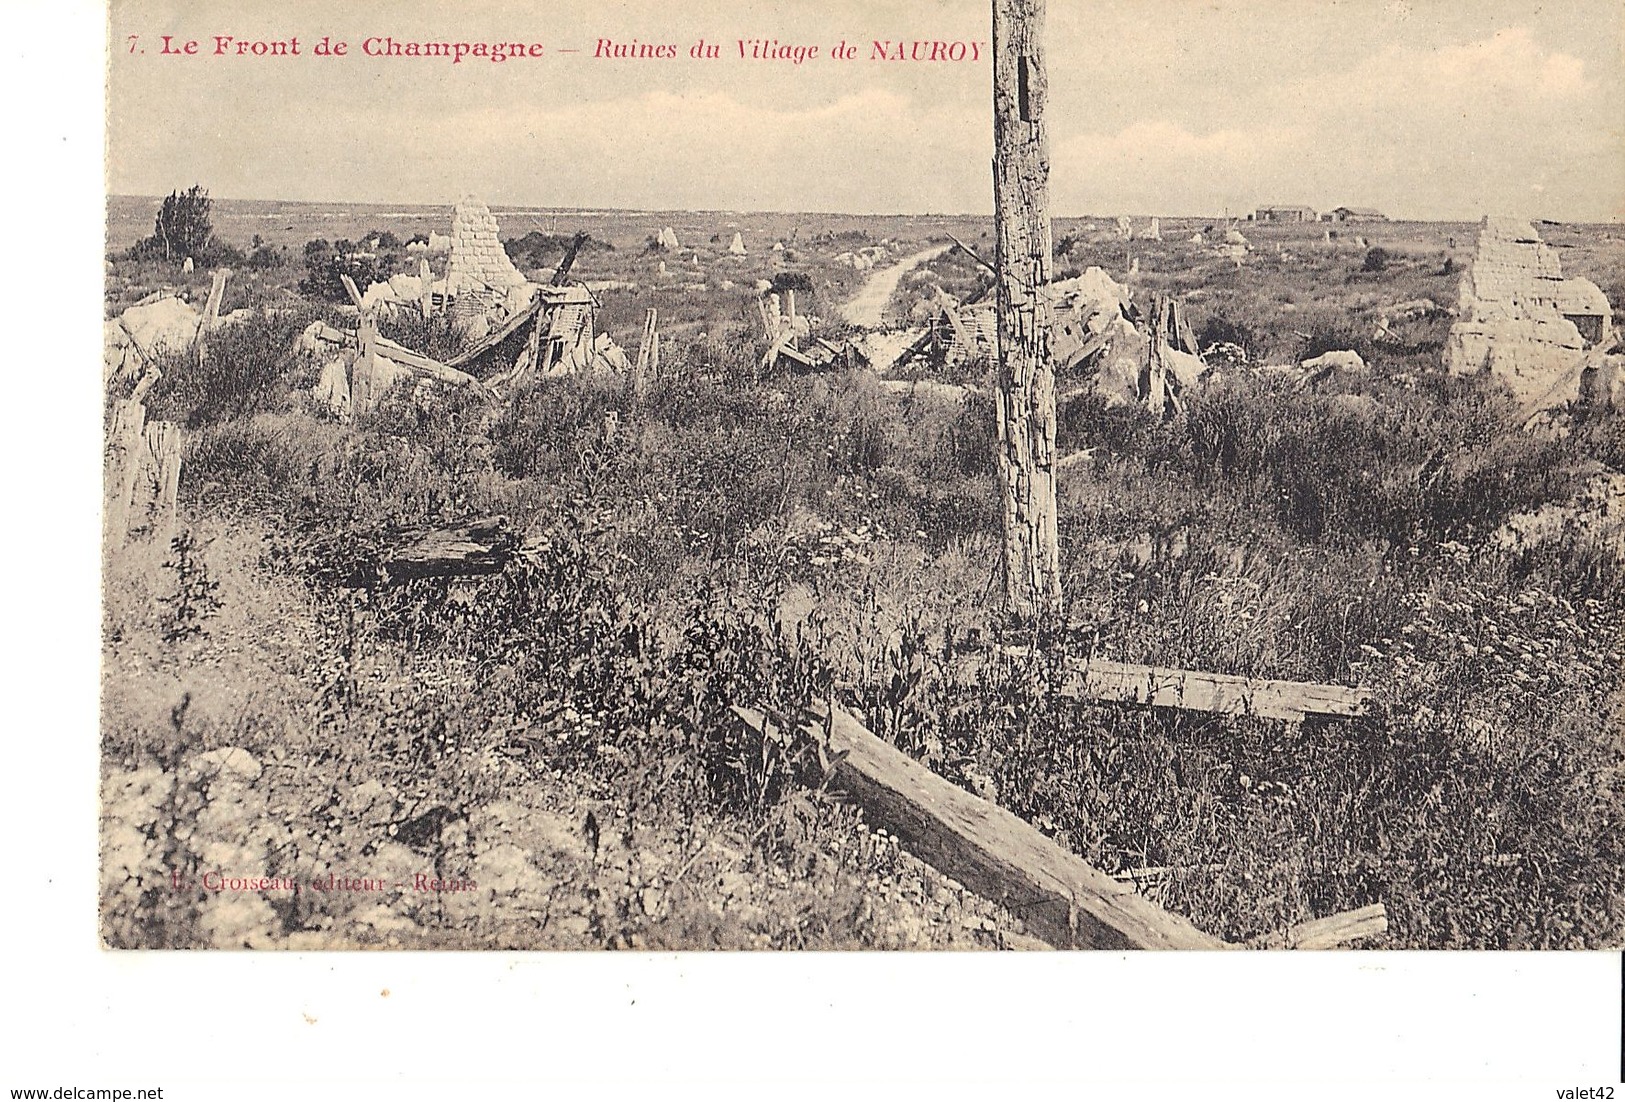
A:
[
  {"xmin": 1444, "ymin": 216, "xmax": 1592, "ymax": 403},
  {"xmin": 444, "ymin": 197, "xmax": 528, "ymax": 303}
]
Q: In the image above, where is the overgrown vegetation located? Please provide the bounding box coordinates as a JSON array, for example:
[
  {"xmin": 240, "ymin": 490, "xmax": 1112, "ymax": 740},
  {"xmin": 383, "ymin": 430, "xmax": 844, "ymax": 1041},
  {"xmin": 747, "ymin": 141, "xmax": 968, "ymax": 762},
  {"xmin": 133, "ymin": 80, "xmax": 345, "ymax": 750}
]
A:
[{"xmin": 101, "ymin": 204, "xmax": 1625, "ymax": 950}]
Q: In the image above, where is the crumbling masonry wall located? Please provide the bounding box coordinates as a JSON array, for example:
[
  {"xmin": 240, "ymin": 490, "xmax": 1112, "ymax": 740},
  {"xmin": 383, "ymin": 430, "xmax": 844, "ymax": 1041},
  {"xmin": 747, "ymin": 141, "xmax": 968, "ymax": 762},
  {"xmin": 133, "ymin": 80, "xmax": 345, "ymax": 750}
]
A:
[
  {"xmin": 444, "ymin": 197, "xmax": 528, "ymax": 301},
  {"xmin": 1444, "ymin": 216, "xmax": 1612, "ymax": 404}
]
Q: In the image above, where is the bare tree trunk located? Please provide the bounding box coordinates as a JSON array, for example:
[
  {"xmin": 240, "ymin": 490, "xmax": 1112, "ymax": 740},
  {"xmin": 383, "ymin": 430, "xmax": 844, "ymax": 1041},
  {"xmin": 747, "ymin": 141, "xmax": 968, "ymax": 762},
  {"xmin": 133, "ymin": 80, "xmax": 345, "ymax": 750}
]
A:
[{"xmin": 992, "ymin": 0, "xmax": 1063, "ymax": 622}]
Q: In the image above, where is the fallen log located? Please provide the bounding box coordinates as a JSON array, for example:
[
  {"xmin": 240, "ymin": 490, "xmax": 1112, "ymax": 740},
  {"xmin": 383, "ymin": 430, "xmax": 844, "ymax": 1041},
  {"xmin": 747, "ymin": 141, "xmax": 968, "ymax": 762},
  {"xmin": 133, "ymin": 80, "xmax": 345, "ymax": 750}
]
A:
[
  {"xmin": 731, "ymin": 702, "xmax": 1224, "ymax": 950},
  {"xmin": 381, "ymin": 515, "xmax": 517, "ymax": 582}
]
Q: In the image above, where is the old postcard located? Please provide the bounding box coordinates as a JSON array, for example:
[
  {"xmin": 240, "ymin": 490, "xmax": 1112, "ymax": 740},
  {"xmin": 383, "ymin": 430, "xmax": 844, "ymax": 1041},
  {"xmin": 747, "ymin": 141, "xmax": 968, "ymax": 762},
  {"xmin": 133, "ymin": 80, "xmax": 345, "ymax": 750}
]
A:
[{"xmin": 100, "ymin": 0, "xmax": 1625, "ymax": 955}]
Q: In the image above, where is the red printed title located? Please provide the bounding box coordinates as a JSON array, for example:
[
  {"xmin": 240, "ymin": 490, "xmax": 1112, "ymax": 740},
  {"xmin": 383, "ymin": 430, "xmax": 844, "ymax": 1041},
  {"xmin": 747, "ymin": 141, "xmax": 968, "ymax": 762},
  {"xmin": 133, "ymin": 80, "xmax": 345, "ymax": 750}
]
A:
[{"xmin": 127, "ymin": 33, "xmax": 985, "ymax": 66}]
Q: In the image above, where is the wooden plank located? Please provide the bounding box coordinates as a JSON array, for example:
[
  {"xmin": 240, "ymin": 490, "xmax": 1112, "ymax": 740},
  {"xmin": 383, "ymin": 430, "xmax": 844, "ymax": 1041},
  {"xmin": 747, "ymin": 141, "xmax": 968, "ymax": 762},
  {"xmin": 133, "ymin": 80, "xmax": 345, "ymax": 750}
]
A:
[
  {"xmin": 419, "ymin": 258, "xmax": 434, "ymax": 320},
  {"xmin": 1143, "ymin": 307, "xmax": 1169, "ymax": 413},
  {"xmin": 143, "ymin": 421, "xmax": 182, "ymax": 542},
  {"xmin": 306, "ymin": 321, "xmax": 354, "ymax": 347},
  {"xmin": 940, "ymin": 292, "xmax": 977, "ymax": 356},
  {"xmin": 550, "ymin": 231, "xmax": 588, "ymax": 285},
  {"xmin": 776, "ymin": 343, "xmax": 817, "ymax": 368},
  {"xmin": 372, "ymin": 335, "xmax": 488, "ymax": 390},
  {"xmin": 1171, "ymin": 297, "xmax": 1200, "ymax": 356},
  {"xmin": 339, "ymin": 273, "xmax": 365, "ymax": 310},
  {"xmin": 105, "ymin": 399, "xmax": 147, "ymax": 548},
  {"xmin": 127, "ymin": 364, "xmax": 162, "ymax": 405},
  {"xmin": 759, "ymin": 327, "xmax": 797, "ymax": 371},
  {"xmin": 731, "ymin": 702, "xmax": 1225, "ymax": 950},
  {"xmin": 946, "ymin": 232, "xmax": 997, "ymax": 276},
  {"xmin": 1251, "ymin": 904, "xmax": 1388, "ymax": 950},
  {"xmin": 633, "ymin": 307, "xmax": 657, "ymax": 397},
  {"xmin": 350, "ymin": 309, "xmax": 380, "ymax": 415},
  {"xmin": 202, "ymin": 269, "xmax": 229, "ymax": 330},
  {"xmin": 519, "ymin": 303, "xmax": 547, "ymax": 385},
  {"xmin": 1063, "ymin": 658, "xmax": 1371, "ymax": 723},
  {"xmin": 306, "ymin": 321, "xmax": 488, "ymax": 393}
]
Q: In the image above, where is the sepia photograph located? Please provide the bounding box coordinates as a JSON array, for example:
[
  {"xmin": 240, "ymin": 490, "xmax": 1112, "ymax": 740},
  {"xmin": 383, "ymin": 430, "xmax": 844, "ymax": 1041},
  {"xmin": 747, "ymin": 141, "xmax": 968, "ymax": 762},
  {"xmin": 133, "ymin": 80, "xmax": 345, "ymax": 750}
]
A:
[{"xmin": 98, "ymin": 0, "xmax": 1625, "ymax": 958}]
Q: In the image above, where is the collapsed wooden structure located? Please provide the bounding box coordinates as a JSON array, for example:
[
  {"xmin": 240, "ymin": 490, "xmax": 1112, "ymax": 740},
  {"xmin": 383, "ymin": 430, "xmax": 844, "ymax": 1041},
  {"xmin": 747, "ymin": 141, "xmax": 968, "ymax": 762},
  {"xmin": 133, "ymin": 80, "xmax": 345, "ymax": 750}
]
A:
[
  {"xmin": 308, "ymin": 280, "xmax": 634, "ymax": 419},
  {"xmin": 758, "ymin": 287, "xmax": 858, "ymax": 374},
  {"xmin": 307, "ymin": 206, "xmax": 640, "ymax": 419}
]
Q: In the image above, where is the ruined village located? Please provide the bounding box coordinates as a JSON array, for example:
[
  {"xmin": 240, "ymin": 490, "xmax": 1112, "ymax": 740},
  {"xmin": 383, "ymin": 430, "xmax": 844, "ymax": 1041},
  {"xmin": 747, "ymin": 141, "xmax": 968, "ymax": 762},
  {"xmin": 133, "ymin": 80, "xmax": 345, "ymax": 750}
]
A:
[{"xmin": 101, "ymin": 15, "xmax": 1625, "ymax": 952}]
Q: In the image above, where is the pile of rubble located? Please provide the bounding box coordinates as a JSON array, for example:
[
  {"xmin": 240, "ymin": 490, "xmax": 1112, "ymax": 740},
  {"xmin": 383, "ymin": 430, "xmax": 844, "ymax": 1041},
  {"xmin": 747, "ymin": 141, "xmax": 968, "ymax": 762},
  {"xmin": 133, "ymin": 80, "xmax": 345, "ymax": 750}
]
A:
[
  {"xmin": 758, "ymin": 288, "xmax": 860, "ymax": 373},
  {"xmin": 1444, "ymin": 216, "xmax": 1617, "ymax": 410},
  {"xmin": 834, "ymin": 246, "xmax": 890, "ymax": 271},
  {"xmin": 924, "ymin": 266, "xmax": 1205, "ymax": 411},
  {"xmin": 103, "ymin": 271, "xmax": 249, "ymax": 385},
  {"xmin": 306, "ymin": 197, "xmax": 634, "ymax": 418}
]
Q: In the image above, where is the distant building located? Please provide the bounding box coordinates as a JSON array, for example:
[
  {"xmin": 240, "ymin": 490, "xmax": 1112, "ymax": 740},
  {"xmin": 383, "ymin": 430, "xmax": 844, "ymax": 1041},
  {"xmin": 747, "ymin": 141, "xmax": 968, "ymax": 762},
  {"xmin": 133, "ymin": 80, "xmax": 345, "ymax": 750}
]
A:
[
  {"xmin": 1327, "ymin": 206, "xmax": 1387, "ymax": 222},
  {"xmin": 1254, "ymin": 205, "xmax": 1317, "ymax": 223}
]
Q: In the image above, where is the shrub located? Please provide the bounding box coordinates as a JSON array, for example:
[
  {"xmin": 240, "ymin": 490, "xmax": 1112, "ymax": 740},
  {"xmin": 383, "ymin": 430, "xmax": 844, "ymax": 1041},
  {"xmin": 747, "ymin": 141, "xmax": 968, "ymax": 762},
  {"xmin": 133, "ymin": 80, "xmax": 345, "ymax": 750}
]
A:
[
  {"xmin": 770, "ymin": 270, "xmax": 815, "ymax": 299},
  {"xmin": 1362, "ymin": 247, "xmax": 1392, "ymax": 273},
  {"xmin": 1196, "ymin": 315, "xmax": 1264, "ymax": 363},
  {"xmin": 146, "ymin": 313, "xmax": 307, "ymax": 429},
  {"xmin": 159, "ymin": 531, "xmax": 222, "ymax": 643},
  {"xmin": 245, "ymin": 242, "xmax": 286, "ymax": 269},
  {"xmin": 504, "ymin": 231, "xmax": 612, "ymax": 270},
  {"xmin": 299, "ymin": 239, "xmax": 381, "ymax": 302},
  {"xmin": 152, "ymin": 184, "xmax": 214, "ymax": 260}
]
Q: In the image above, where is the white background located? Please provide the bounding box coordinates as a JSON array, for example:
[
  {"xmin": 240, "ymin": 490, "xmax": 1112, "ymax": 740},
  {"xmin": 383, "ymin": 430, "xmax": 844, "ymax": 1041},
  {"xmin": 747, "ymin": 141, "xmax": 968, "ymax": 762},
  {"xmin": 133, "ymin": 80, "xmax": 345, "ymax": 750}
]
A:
[{"xmin": 4, "ymin": 2, "xmax": 1620, "ymax": 1097}]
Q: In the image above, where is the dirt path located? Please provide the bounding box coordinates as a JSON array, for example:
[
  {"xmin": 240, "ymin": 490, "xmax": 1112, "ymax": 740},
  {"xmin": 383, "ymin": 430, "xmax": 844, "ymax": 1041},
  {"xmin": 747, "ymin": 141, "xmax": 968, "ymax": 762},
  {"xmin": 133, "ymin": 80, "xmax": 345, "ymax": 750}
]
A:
[{"xmin": 840, "ymin": 243, "xmax": 953, "ymax": 328}]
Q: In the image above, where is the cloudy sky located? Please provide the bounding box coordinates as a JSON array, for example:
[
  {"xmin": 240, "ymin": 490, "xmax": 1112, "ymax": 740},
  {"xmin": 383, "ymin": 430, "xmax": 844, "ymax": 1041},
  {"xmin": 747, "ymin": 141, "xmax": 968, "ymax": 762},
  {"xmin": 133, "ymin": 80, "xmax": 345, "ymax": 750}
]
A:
[{"xmin": 107, "ymin": 0, "xmax": 1624, "ymax": 221}]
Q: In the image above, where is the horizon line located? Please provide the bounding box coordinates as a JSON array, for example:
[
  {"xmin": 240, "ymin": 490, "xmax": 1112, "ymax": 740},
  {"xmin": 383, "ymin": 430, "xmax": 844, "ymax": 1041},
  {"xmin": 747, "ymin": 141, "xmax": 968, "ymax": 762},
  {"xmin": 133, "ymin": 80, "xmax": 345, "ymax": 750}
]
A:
[{"xmin": 105, "ymin": 193, "xmax": 1624, "ymax": 227}]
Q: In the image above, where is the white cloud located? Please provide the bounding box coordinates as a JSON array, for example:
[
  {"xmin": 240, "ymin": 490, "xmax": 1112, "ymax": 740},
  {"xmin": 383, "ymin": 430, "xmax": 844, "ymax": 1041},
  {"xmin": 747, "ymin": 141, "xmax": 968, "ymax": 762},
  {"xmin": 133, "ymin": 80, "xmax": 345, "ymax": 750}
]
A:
[{"xmin": 1332, "ymin": 26, "xmax": 1592, "ymax": 110}]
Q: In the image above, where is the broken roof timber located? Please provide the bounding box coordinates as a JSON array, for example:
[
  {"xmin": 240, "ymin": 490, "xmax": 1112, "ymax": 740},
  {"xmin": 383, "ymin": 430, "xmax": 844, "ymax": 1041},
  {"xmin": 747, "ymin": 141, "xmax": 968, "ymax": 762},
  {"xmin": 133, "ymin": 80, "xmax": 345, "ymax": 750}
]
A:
[
  {"xmin": 443, "ymin": 298, "xmax": 542, "ymax": 369},
  {"xmin": 442, "ymin": 285, "xmax": 599, "ymax": 371}
]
